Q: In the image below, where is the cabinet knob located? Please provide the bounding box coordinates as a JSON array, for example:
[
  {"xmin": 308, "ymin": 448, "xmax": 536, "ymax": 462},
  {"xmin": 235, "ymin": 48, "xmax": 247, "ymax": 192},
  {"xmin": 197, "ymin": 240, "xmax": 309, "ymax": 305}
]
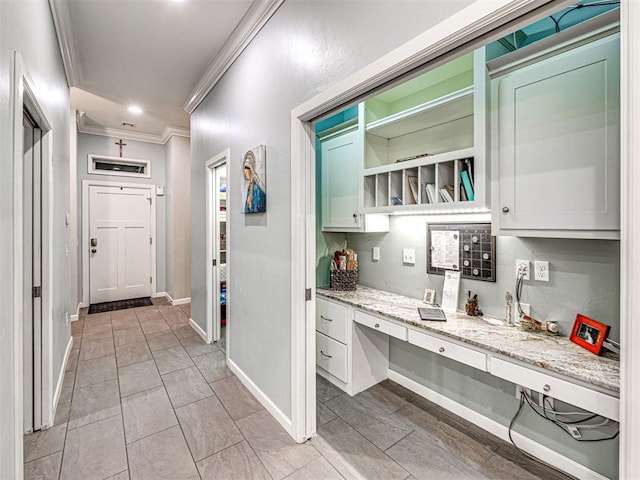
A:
[
  {"xmin": 439, "ymin": 347, "xmax": 445, "ymax": 353},
  {"xmin": 543, "ymin": 384, "xmax": 551, "ymax": 392},
  {"xmin": 353, "ymin": 213, "xmax": 357, "ymax": 218},
  {"xmin": 374, "ymin": 323, "xmax": 380, "ymax": 328},
  {"xmin": 320, "ymin": 350, "xmax": 333, "ymax": 359},
  {"xmin": 320, "ymin": 315, "xmax": 333, "ymax": 322},
  {"xmin": 502, "ymin": 207, "xmax": 510, "ymax": 213}
]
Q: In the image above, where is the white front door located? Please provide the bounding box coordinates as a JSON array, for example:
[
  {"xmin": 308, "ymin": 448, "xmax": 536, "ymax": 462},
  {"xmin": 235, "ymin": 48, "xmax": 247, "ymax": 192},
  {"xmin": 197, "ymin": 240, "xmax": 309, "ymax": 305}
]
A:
[{"xmin": 89, "ymin": 185, "xmax": 152, "ymax": 303}]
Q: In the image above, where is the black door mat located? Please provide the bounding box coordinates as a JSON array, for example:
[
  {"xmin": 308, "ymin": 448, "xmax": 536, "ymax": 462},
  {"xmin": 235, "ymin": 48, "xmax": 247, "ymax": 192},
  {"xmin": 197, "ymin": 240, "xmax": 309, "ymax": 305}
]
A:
[{"xmin": 88, "ymin": 297, "xmax": 152, "ymax": 314}]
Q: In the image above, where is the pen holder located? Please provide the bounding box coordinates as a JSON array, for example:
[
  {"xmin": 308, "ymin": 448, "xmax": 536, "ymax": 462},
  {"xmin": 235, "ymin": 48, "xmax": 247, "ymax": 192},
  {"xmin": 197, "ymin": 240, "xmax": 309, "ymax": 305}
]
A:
[{"xmin": 465, "ymin": 299, "xmax": 482, "ymax": 317}]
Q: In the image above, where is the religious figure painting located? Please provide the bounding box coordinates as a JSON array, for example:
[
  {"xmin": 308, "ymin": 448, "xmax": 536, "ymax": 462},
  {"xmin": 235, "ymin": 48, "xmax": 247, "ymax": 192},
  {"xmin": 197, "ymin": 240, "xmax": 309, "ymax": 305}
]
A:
[{"xmin": 242, "ymin": 145, "xmax": 266, "ymax": 214}]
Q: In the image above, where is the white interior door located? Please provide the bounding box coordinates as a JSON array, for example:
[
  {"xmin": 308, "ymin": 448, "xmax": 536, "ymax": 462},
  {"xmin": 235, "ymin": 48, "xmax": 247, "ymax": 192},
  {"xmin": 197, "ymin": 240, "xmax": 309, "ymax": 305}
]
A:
[
  {"xmin": 89, "ymin": 185, "xmax": 152, "ymax": 303},
  {"xmin": 23, "ymin": 111, "xmax": 43, "ymax": 433}
]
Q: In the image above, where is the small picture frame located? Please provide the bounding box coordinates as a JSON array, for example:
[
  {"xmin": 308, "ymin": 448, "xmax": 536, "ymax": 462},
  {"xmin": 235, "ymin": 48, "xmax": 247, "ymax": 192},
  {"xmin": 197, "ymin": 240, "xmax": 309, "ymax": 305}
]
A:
[
  {"xmin": 570, "ymin": 314, "xmax": 610, "ymax": 355},
  {"xmin": 423, "ymin": 288, "xmax": 436, "ymax": 305}
]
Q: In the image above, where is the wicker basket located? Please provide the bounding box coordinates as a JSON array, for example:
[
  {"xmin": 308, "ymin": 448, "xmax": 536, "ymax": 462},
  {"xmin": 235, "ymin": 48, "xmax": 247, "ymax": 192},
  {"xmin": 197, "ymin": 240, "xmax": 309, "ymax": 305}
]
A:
[{"xmin": 330, "ymin": 268, "xmax": 358, "ymax": 291}]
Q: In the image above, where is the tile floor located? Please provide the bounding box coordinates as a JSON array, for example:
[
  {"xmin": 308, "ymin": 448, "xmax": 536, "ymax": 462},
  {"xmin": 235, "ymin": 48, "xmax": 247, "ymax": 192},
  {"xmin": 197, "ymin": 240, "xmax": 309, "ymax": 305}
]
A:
[{"xmin": 23, "ymin": 302, "xmax": 572, "ymax": 480}]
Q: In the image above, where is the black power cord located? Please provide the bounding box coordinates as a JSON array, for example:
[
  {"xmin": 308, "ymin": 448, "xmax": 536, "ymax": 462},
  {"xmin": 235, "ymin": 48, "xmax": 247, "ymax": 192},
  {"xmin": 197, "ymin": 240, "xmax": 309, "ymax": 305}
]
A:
[{"xmin": 549, "ymin": 1, "xmax": 621, "ymax": 33}]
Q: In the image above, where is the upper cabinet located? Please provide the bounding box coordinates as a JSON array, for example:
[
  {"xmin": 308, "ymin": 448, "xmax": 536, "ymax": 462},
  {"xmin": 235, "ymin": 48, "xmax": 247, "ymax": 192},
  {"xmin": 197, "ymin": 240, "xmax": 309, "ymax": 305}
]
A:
[
  {"xmin": 491, "ymin": 29, "xmax": 620, "ymax": 239},
  {"xmin": 361, "ymin": 50, "xmax": 489, "ymax": 213},
  {"xmin": 319, "ymin": 122, "xmax": 389, "ymax": 233}
]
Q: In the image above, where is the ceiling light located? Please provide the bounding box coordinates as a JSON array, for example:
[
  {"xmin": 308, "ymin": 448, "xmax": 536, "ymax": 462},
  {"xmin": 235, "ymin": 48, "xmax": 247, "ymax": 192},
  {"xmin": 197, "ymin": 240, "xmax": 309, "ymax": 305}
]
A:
[{"xmin": 128, "ymin": 105, "xmax": 143, "ymax": 114}]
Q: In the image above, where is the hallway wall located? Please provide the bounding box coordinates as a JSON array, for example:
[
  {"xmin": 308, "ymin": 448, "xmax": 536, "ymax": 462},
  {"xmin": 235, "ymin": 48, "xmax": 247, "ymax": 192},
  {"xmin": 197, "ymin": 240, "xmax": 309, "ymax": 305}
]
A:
[
  {"xmin": 190, "ymin": 0, "xmax": 475, "ymax": 423},
  {"xmin": 0, "ymin": 0, "xmax": 72, "ymax": 477}
]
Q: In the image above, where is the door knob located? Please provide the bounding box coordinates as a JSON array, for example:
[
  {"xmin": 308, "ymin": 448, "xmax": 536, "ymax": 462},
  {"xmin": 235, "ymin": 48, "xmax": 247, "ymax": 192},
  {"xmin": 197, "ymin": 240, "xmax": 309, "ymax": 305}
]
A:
[{"xmin": 91, "ymin": 248, "xmax": 97, "ymax": 254}]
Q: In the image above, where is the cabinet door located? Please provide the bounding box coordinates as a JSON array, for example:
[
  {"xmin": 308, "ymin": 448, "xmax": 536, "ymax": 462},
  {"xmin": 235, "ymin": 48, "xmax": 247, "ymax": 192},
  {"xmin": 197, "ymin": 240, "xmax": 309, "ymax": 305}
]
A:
[
  {"xmin": 496, "ymin": 35, "xmax": 619, "ymax": 234},
  {"xmin": 321, "ymin": 130, "xmax": 361, "ymax": 229}
]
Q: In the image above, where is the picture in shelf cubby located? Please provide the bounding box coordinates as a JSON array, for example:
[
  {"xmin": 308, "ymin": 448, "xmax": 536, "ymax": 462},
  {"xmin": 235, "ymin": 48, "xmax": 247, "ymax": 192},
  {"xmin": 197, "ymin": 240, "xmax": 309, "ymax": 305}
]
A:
[{"xmin": 427, "ymin": 223, "xmax": 496, "ymax": 282}]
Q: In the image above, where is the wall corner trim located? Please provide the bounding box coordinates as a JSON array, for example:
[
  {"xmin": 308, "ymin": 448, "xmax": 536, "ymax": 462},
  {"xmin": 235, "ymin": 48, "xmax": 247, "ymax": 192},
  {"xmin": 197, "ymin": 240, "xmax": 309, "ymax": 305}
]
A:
[{"xmin": 183, "ymin": 0, "xmax": 285, "ymax": 113}]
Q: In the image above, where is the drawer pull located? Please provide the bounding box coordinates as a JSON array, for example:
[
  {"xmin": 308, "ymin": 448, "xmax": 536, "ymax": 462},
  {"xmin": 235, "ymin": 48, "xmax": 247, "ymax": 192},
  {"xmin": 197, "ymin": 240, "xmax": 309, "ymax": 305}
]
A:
[
  {"xmin": 320, "ymin": 350, "xmax": 333, "ymax": 359},
  {"xmin": 320, "ymin": 315, "xmax": 333, "ymax": 322},
  {"xmin": 439, "ymin": 347, "xmax": 445, "ymax": 353},
  {"xmin": 543, "ymin": 384, "xmax": 551, "ymax": 392},
  {"xmin": 375, "ymin": 323, "xmax": 380, "ymax": 328}
]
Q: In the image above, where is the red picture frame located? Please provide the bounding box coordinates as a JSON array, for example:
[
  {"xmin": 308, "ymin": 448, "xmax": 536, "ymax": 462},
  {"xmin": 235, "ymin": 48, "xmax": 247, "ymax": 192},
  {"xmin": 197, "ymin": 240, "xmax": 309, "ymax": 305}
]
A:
[{"xmin": 570, "ymin": 314, "xmax": 610, "ymax": 355}]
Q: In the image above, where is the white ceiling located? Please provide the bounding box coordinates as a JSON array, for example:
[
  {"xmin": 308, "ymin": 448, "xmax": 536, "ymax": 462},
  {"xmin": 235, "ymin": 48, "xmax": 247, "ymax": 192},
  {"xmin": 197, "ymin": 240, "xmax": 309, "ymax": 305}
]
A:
[{"xmin": 50, "ymin": 0, "xmax": 282, "ymax": 143}]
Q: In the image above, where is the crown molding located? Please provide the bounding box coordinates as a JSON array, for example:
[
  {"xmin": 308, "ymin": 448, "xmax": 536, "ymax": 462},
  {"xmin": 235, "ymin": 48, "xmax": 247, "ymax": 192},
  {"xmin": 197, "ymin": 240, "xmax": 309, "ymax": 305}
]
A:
[
  {"xmin": 48, "ymin": 0, "xmax": 82, "ymax": 86},
  {"xmin": 183, "ymin": 0, "xmax": 285, "ymax": 114},
  {"xmin": 77, "ymin": 116, "xmax": 189, "ymax": 145}
]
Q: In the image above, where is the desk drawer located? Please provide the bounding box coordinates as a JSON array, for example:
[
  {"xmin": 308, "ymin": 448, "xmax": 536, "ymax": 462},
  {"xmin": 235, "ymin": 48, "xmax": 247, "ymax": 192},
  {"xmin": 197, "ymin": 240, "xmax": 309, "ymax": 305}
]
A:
[
  {"xmin": 316, "ymin": 298, "xmax": 349, "ymax": 344},
  {"xmin": 408, "ymin": 330, "xmax": 487, "ymax": 372},
  {"xmin": 354, "ymin": 311, "xmax": 407, "ymax": 341},
  {"xmin": 316, "ymin": 332, "xmax": 347, "ymax": 382},
  {"xmin": 490, "ymin": 357, "xmax": 619, "ymax": 421}
]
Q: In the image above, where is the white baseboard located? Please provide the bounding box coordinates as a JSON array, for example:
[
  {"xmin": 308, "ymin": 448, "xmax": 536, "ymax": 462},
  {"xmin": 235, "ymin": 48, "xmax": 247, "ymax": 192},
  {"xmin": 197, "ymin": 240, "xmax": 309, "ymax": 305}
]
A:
[
  {"xmin": 388, "ymin": 370, "xmax": 609, "ymax": 480},
  {"xmin": 160, "ymin": 291, "xmax": 191, "ymax": 306},
  {"xmin": 171, "ymin": 297, "xmax": 191, "ymax": 306},
  {"xmin": 52, "ymin": 336, "xmax": 74, "ymax": 426},
  {"xmin": 227, "ymin": 358, "xmax": 294, "ymax": 439},
  {"xmin": 70, "ymin": 302, "xmax": 83, "ymax": 322},
  {"xmin": 189, "ymin": 318, "xmax": 207, "ymax": 341}
]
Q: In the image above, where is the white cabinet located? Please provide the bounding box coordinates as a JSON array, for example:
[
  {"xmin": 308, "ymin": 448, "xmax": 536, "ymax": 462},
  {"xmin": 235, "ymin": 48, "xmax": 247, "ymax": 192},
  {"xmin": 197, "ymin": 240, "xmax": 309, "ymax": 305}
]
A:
[
  {"xmin": 315, "ymin": 297, "xmax": 388, "ymax": 396},
  {"xmin": 320, "ymin": 127, "xmax": 389, "ymax": 233},
  {"xmin": 492, "ymin": 34, "xmax": 620, "ymax": 239}
]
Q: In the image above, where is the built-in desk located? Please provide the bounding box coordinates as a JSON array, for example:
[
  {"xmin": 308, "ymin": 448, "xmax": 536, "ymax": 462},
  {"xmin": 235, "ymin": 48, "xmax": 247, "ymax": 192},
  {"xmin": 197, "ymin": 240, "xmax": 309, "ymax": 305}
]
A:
[{"xmin": 316, "ymin": 286, "xmax": 620, "ymax": 421}]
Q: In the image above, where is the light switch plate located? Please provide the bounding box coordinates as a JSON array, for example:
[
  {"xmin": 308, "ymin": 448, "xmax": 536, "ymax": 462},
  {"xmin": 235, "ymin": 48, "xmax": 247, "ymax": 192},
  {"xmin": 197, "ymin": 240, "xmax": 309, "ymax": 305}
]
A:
[
  {"xmin": 372, "ymin": 247, "xmax": 380, "ymax": 261},
  {"xmin": 403, "ymin": 248, "xmax": 416, "ymax": 265}
]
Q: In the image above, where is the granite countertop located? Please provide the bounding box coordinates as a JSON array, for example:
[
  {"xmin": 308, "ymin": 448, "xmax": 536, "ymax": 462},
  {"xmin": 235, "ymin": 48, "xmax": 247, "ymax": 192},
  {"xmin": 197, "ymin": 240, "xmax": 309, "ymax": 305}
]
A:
[{"xmin": 317, "ymin": 285, "xmax": 620, "ymax": 394}]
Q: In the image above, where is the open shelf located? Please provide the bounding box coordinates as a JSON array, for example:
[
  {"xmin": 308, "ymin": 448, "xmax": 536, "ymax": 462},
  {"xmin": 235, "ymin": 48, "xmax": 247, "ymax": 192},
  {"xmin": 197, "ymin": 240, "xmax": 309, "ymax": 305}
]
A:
[{"xmin": 363, "ymin": 153, "xmax": 477, "ymax": 212}]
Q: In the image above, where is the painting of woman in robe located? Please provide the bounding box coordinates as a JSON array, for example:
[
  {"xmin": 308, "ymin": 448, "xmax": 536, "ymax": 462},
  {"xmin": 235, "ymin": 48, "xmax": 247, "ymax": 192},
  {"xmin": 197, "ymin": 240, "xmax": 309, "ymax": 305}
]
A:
[{"xmin": 242, "ymin": 146, "xmax": 266, "ymax": 213}]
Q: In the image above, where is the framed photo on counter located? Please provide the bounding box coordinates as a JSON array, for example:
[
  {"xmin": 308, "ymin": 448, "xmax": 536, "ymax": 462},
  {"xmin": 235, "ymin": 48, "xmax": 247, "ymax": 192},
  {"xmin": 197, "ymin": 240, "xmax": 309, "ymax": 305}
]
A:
[{"xmin": 570, "ymin": 314, "xmax": 610, "ymax": 355}]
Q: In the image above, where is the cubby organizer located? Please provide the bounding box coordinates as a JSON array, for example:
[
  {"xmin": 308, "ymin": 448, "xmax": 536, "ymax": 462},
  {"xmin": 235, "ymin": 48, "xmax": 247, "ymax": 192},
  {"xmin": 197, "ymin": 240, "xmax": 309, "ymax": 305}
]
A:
[{"xmin": 359, "ymin": 50, "xmax": 488, "ymax": 214}]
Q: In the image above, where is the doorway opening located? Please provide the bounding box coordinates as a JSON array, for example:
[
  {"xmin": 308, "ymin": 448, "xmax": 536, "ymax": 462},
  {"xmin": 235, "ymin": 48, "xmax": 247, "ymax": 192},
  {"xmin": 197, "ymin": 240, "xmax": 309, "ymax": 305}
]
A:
[
  {"xmin": 12, "ymin": 52, "xmax": 55, "ymax": 466},
  {"xmin": 23, "ymin": 108, "xmax": 45, "ymax": 434},
  {"xmin": 290, "ymin": 1, "xmax": 629, "ymax": 474},
  {"xmin": 81, "ymin": 180, "xmax": 157, "ymax": 307},
  {"xmin": 206, "ymin": 150, "xmax": 230, "ymax": 352}
]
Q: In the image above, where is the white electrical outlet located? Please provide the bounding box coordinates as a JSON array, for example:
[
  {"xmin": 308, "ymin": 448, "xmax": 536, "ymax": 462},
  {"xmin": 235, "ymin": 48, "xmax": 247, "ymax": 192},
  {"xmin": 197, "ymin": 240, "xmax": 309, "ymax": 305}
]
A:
[
  {"xmin": 535, "ymin": 261, "xmax": 549, "ymax": 282},
  {"xmin": 403, "ymin": 248, "xmax": 416, "ymax": 265},
  {"xmin": 520, "ymin": 303, "xmax": 531, "ymax": 317},
  {"xmin": 372, "ymin": 247, "xmax": 380, "ymax": 261},
  {"xmin": 65, "ymin": 312, "xmax": 69, "ymax": 327},
  {"xmin": 516, "ymin": 260, "xmax": 530, "ymax": 280}
]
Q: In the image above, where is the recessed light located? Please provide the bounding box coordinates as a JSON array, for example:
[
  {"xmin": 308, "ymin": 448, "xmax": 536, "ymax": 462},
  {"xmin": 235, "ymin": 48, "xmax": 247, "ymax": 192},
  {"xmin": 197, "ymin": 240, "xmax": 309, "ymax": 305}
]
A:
[{"xmin": 128, "ymin": 105, "xmax": 143, "ymax": 114}]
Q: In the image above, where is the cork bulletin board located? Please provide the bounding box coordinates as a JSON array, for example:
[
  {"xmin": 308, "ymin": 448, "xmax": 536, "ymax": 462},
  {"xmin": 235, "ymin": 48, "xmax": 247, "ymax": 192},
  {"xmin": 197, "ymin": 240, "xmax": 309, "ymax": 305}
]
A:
[{"xmin": 426, "ymin": 223, "xmax": 496, "ymax": 282}]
